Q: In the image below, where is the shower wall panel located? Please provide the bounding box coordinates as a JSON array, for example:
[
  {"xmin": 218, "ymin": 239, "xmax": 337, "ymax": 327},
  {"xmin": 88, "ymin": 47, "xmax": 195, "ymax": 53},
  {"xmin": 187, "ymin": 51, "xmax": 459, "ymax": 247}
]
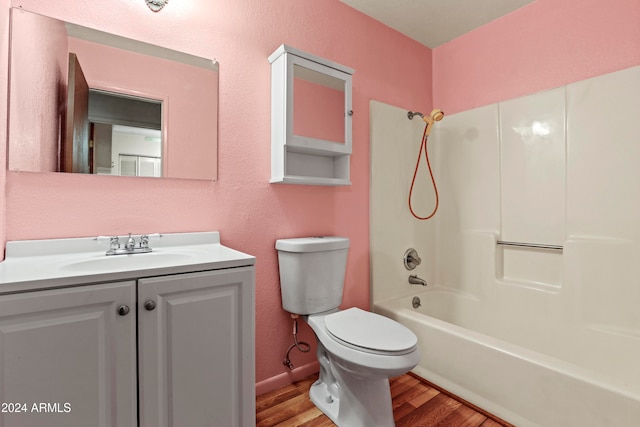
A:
[
  {"xmin": 566, "ymin": 65, "xmax": 640, "ymax": 241},
  {"xmin": 499, "ymin": 87, "xmax": 566, "ymax": 247},
  {"xmin": 372, "ymin": 64, "xmax": 640, "ymax": 306},
  {"xmin": 370, "ymin": 101, "xmax": 436, "ymax": 304}
]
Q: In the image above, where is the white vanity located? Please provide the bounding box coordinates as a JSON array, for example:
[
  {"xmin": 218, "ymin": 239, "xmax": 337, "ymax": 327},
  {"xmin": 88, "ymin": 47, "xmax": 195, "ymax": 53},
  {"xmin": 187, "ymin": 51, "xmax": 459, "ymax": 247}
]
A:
[{"xmin": 0, "ymin": 232, "xmax": 255, "ymax": 427}]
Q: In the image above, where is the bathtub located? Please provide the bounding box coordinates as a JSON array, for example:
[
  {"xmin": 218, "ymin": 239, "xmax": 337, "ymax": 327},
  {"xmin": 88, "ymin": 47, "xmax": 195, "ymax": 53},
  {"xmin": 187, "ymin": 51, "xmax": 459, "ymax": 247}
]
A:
[{"xmin": 374, "ymin": 288, "xmax": 640, "ymax": 427}]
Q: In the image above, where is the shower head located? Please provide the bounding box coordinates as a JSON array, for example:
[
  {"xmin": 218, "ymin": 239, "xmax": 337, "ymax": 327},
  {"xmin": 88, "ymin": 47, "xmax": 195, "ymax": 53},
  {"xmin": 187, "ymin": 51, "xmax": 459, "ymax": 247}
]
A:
[
  {"xmin": 407, "ymin": 108, "xmax": 444, "ymax": 136},
  {"xmin": 423, "ymin": 108, "xmax": 444, "ymax": 137},
  {"xmin": 407, "ymin": 109, "xmax": 444, "ymax": 122},
  {"xmin": 430, "ymin": 109, "xmax": 444, "ymax": 122}
]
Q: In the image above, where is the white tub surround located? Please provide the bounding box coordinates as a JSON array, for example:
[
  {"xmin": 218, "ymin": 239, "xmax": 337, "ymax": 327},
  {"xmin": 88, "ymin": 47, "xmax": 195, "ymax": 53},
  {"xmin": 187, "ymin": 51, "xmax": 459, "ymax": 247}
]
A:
[{"xmin": 370, "ymin": 65, "xmax": 640, "ymax": 427}]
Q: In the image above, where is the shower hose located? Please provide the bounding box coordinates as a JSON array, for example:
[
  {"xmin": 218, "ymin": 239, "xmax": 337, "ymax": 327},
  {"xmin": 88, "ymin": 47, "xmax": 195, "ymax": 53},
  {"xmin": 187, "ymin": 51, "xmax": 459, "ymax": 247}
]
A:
[{"xmin": 408, "ymin": 122, "xmax": 439, "ymax": 220}]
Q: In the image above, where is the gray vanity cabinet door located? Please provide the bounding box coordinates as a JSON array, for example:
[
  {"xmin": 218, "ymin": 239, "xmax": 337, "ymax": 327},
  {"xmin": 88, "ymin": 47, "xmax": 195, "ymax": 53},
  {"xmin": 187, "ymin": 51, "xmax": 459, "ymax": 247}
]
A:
[
  {"xmin": 138, "ymin": 267, "xmax": 255, "ymax": 427},
  {"xmin": 0, "ymin": 281, "xmax": 137, "ymax": 427}
]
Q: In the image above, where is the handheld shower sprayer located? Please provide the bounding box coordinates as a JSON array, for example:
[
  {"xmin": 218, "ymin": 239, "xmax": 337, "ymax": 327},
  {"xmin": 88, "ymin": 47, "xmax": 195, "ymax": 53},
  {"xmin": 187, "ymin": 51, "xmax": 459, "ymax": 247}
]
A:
[
  {"xmin": 424, "ymin": 109, "xmax": 444, "ymax": 137},
  {"xmin": 407, "ymin": 109, "xmax": 444, "ymax": 121},
  {"xmin": 429, "ymin": 109, "xmax": 445, "ymax": 122},
  {"xmin": 407, "ymin": 107, "xmax": 445, "ymax": 220},
  {"xmin": 407, "ymin": 109, "xmax": 445, "ymax": 136}
]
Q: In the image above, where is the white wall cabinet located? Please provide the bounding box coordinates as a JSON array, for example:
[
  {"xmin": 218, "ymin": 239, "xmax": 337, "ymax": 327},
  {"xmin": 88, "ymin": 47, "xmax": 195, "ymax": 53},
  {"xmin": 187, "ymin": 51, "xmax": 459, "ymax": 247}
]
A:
[
  {"xmin": 269, "ymin": 44, "xmax": 354, "ymax": 186},
  {"xmin": 0, "ymin": 267, "xmax": 255, "ymax": 427}
]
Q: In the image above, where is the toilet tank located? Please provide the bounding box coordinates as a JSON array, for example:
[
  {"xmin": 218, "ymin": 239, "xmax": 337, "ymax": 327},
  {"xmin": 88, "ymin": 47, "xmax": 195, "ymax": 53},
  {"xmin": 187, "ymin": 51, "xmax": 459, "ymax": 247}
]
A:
[{"xmin": 276, "ymin": 236, "xmax": 349, "ymax": 315}]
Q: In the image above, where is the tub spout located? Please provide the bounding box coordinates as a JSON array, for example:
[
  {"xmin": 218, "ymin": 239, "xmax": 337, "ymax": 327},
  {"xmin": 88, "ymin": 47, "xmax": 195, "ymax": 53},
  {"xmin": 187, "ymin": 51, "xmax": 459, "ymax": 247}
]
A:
[{"xmin": 409, "ymin": 274, "xmax": 427, "ymax": 286}]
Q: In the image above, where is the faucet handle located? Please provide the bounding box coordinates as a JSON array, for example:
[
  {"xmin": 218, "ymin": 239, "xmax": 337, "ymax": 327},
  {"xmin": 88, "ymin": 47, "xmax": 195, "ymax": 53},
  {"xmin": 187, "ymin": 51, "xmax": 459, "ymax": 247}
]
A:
[
  {"xmin": 140, "ymin": 234, "xmax": 149, "ymax": 248},
  {"xmin": 109, "ymin": 236, "xmax": 121, "ymax": 250},
  {"xmin": 403, "ymin": 248, "xmax": 422, "ymax": 270}
]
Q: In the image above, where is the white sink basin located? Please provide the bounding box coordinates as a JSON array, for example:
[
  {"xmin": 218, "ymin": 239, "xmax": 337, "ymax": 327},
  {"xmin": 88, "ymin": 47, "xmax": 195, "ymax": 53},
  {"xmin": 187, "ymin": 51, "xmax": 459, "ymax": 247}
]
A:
[
  {"xmin": 60, "ymin": 251, "xmax": 195, "ymax": 272},
  {"xmin": 0, "ymin": 232, "xmax": 256, "ymax": 293}
]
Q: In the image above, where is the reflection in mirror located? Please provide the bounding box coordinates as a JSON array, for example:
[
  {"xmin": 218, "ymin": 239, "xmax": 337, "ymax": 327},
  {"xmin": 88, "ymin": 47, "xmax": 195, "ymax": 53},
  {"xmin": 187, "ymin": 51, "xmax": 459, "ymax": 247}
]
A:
[
  {"xmin": 8, "ymin": 8, "xmax": 219, "ymax": 180},
  {"xmin": 90, "ymin": 90, "xmax": 162, "ymax": 176},
  {"xmin": 293, "ymin": 64, "xmax": 346, "ymax": 144}
]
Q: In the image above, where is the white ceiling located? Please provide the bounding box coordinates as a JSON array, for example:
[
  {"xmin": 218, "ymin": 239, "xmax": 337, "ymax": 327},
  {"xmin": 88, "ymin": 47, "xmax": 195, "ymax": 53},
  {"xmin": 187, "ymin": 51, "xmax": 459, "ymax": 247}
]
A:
[{"xmin": 340, "ymin": 0, "xmax": 536, "ymax": 48}]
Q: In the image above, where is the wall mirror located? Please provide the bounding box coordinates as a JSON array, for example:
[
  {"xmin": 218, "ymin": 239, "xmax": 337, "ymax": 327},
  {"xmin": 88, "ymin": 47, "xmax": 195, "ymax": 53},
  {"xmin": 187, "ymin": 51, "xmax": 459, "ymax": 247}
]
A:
[
  {"xmin": 8, "ymin": 8, "xmax": 219, "ymax": 180},
  {"xmin": 293, "ymin": 64, "xmax": 347, "ymax": 145}
]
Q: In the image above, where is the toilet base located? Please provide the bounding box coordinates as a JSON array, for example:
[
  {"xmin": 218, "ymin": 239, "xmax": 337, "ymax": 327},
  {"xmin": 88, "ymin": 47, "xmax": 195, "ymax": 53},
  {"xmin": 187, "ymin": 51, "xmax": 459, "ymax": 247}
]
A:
[
  {"xmin": 309, "ymin": 379, "xmax": 340, "ymax": 423},
  {"xmin": 310, "ymin": 341, "xmax": 396, "ymax": 427}
]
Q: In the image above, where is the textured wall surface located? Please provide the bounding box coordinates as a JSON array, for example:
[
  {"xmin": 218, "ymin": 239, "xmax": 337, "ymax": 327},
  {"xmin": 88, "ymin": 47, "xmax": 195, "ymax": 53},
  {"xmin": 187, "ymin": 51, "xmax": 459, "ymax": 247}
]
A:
[
  {"xmin": 8, "ymin": 8, "xmax": 66, "ymax": 172},
  {"xmin": 433, "ymin": 0, "xmax": 640, "ymax": 114}
]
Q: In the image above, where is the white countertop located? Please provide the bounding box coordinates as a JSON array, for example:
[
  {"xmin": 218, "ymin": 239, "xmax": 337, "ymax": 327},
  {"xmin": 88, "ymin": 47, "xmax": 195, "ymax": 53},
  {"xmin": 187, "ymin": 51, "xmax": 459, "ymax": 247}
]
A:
[{"xmin": 0, "ymin": 232, "xmax": 255, "ymax": 294}]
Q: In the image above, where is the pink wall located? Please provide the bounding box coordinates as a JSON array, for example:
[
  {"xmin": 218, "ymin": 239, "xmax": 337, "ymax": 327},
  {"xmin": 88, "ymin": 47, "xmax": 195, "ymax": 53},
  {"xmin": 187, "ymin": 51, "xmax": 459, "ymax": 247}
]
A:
[
  {"xmin": 433, "ymin": 0, "xmax": 640, "ymax": 114},
  {"xmin": 4, "ymin": 0, "xmax": 639, "ymax": 398},
  {"xmin": 2, "ymin": 0, "xmax": 432, "ymax": 392},
  {"xmin": 294, "ymin": 78, "xmax": 345, "ymax": 143},
  {"xmin": 8, "ymin": 8, "xmax": 67, "ymax": 172}
]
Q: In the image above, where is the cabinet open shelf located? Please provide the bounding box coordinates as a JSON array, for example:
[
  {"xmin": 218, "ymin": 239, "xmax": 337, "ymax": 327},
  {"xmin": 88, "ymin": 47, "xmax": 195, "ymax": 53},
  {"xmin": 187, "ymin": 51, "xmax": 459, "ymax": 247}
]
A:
[{"xmin": 270, "ymin": 151, "xmax": 351, "ymax": 186}]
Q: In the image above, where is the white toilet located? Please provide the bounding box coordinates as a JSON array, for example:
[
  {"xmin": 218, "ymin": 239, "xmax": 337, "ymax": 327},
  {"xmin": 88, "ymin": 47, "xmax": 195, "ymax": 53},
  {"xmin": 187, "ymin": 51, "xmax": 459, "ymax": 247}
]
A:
[{"xmin": 276, "ymin": 236, "xmax": 420, "ymax": 427}]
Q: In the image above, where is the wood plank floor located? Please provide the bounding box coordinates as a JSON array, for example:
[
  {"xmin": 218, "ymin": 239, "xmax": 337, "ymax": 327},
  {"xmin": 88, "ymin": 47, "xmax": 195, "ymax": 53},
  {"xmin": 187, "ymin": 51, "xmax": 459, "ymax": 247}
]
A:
[{"xmin": 257, "ymin": 373, "xmax": 515, "ymax": 427}]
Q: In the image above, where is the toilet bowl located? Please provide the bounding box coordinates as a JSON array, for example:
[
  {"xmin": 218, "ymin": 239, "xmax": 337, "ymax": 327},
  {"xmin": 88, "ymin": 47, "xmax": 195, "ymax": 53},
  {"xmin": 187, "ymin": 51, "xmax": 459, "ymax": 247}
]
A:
[
  {"xmin": 275, "ymin": 236, "xmax": 421, "ymax": 427},
  {"xmin": 305, "ymin": 307, "xmax": 420, "ymax": 427}
]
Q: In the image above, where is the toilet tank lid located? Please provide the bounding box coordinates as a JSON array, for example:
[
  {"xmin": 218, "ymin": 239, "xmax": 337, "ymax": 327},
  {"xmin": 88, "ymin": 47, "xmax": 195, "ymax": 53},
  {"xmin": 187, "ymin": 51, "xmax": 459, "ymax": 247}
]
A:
[{"xmin": 275, "ymin": 236, "xmax": 349, "ymax": 252}]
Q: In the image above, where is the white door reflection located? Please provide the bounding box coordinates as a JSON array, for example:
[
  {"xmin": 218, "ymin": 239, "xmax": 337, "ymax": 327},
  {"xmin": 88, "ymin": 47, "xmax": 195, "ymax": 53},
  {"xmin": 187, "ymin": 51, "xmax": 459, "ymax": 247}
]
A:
[{"xmin": 100, "ymin": 125, "xmax": 162, "ymax": 177}]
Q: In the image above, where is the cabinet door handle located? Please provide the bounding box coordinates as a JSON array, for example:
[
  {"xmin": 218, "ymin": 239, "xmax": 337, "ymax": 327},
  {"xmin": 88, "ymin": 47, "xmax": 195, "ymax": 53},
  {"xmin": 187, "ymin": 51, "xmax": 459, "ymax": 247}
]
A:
[
  {"xmin": 117, "ymin": 305, "xmax": 130, "ymax": 316},
  {"xmin": 144, "ymin": 300, "xmax": 157, "ymax": 311}
]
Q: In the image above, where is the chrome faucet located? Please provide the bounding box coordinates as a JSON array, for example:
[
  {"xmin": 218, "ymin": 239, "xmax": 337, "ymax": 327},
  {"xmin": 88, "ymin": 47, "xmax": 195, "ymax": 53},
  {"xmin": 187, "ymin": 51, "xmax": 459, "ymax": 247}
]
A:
[
  {"xmin": 125, "ymin": 233, "xmax": 136, "ymax": 251},
  {"xmin": 408, "ymin": 274, "xmax": 427, "ymax": 286},
  {"xmin": 104, "ymin": 233, "xmax": 156, "ymax": 256}
]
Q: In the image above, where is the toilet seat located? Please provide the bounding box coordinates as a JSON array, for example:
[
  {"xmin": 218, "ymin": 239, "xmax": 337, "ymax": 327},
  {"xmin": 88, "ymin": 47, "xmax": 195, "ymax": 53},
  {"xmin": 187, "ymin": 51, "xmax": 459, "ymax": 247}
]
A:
[{"xmin": 324, "ymin": 307, "xmax": 417, "ymax": 355}]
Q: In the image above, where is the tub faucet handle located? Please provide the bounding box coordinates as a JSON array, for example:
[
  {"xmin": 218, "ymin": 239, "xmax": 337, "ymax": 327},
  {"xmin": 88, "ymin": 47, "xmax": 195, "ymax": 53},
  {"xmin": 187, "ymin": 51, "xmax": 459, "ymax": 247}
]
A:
[{"xmin": 404, "ymin": 248, "xmax": 422, "ymax": 270}]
